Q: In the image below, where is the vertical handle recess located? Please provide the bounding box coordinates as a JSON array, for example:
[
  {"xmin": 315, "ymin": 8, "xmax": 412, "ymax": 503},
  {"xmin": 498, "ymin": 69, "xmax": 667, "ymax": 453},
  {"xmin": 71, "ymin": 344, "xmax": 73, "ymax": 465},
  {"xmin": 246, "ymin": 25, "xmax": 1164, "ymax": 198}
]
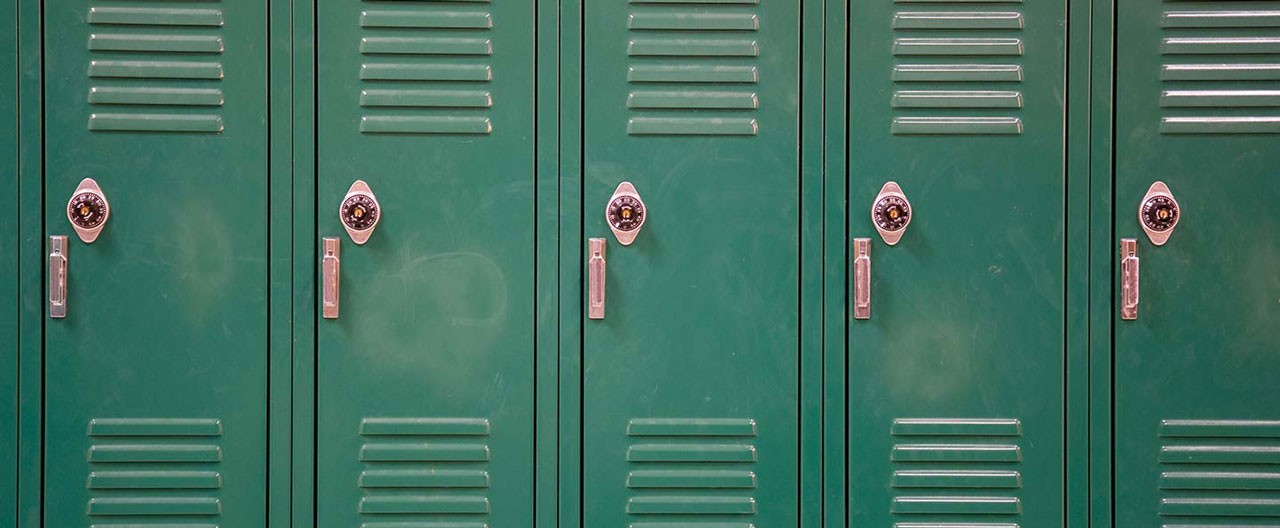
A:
[
  {"xmin": 853, "ymin": 238, "xmax": 871, "ymax": 320},
  {"xmin": 323, "ymin": 237, "xmax": 341, "ymax": 319},
  {"xmin": 1121, "ymin": 238, "xmax": 1139, "ymax": 320},
  {"xmin": 49, "ymin": 236, "xmax": 68, "ymax": 319},
  {"xmin": 588, "ymin": 238, "xmax": 606, "ymax": 320}
]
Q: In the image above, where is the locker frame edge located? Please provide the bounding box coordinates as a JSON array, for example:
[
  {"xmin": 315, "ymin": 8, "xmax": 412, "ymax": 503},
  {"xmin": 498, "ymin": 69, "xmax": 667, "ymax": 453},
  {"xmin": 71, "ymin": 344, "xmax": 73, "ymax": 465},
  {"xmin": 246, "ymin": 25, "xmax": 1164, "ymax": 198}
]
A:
[
  {"xmin": 16, "ymin": 0, "xmax": 41, "ymax": 523},
  {"xmin": 2, "ymin": 0, "xmax": 17, "ymax": 524}
]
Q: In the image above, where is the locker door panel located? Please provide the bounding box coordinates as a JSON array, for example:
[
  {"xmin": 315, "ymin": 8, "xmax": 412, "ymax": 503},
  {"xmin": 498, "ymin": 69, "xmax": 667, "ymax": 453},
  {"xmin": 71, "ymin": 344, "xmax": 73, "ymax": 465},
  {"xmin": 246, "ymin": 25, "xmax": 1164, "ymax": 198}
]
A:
[
  {"xmin": 847, "ymin": 0, "xmax": 1068, "ymax": 526},
  {"xmin": 314, "ymin": 1, "xmax": 536, "ymax": 526},
  {"xmin": 1113, "ymin": 0, "xmax": 1280, "ymax": 524},
  {"xmin": 42, "ymin": 1, "xmax": 270, "ymax": 527},
  {"xmin": 581, "ymin": 0, "xmax": 801, "ymax": 526}
]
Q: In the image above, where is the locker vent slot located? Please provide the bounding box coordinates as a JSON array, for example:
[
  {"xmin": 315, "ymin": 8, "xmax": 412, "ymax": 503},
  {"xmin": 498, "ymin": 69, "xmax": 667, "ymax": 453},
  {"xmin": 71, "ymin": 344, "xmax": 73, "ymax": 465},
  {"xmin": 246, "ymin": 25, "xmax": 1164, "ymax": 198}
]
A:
[
  {"xmin": 890, "ymin": 0, "xmax": 1026, "ymax": 135},
  {"xmin": 1159, "ymin": 0, "xmax": 1280, "ymax": 134},
  {"xmin": 1158, "ymin": 419, "xmax": 1280, "ymax": 519},
  {"xmin": 86, "ymin": 2, "xmax": 226, "ymax": 133},
  {"xmin": 359, "ymin": 0, "xmax": 495, "ymax": 135},
  {"xmin": 626, "ymin": 0, "xmax": 762, "ymax": 136},
  {"xmin": 890, "ymin": 418, "xmax": 1023, "ymax": 523},
  {"xmin": 625, "ymin": 418, "xmax": 759, "ymax": 518},
  {"xmin": 85, "ymin": 418, "xmax": 224, "ymax": 520},
  {"xmin": 357, "ymin": 417, "xmax": 492, "ymax": 520}
]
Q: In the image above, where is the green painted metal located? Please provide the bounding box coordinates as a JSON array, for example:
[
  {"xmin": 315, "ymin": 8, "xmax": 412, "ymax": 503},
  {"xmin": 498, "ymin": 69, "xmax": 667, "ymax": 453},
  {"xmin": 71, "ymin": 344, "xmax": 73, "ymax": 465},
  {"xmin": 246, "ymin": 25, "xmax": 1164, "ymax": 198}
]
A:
[
  {"xmin": 1, "ymin": 0, "xmax": 16, "ymax": 523},
  {"xmin": 40, "ymin": 2, "xmax": 270, "ymax": 527},
  {"xmin": 313, "ymin": 1, "xmax": 538, "ymax": 527},
  {"xmin": 1112, "ymin": 0, "xmax": 1280, "ymax": 525},
  {"xmin": 266, "ymin": 1, "xmax": 292, "ymax": 526},
  {"xmin": 846, "ymin": 2, "xmax": 1068, "ymax": 528},
  {"xmin": 17, "ymin": 0, "xmax": 42, "ymax": 524},
  {"xmin": 580, "ymin": 1, "xmax": 805, "ymax": 527}
]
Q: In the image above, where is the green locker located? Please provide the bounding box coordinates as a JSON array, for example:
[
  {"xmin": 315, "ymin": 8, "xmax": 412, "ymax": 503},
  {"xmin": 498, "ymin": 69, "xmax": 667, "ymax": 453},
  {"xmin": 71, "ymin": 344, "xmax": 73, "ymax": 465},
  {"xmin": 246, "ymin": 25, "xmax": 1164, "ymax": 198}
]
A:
[
  {"xmin": 40, "ymin": 1, "xmax": 270, "ymax": 526},
  {"xmin": 313, "ymin": 0, "xmax": 538, "ymax": 526},
  {"xmin": 580, "ymin": 0, "xmax": 803, "ymax": 525},
  {"xmin": 1, "ymin": 0, "xmax": 16, "ymax": 522},
  {"xmin": 846, "ymin": 1, "xmax": 1068, "ymax": 527},
  {"xmin": 1111, "ymin": 0, "xmax": 1280, "ymax": 524}
]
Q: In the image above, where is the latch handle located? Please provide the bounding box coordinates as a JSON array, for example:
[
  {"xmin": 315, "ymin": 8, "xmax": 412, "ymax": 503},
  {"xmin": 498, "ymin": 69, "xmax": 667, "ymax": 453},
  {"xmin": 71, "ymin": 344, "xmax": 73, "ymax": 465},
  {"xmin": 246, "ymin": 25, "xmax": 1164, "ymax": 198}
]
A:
[
  {"xmin": 853, "ymin": 238, "xmax": 871, "ymax": 320},
  {"xmin": 588, "ymin": 238, "xmax": 606, "ymax": 320},
  {"xmin": 322, "ymin": 237, "xmax": 341, "ymax": 319},
  {"xmin": 49, "ymin": 236, "xmax": 68, "ymax": 319},
  {"xmin": 1121, "ymin": 238, "xmax": 1139, "ymax": 320}
]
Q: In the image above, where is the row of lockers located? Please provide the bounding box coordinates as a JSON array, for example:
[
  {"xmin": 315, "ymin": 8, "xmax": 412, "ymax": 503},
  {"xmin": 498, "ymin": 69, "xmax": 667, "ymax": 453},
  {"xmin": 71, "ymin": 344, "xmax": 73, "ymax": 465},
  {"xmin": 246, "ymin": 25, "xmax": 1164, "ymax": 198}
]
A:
[{"xmin": 2, "ymin": 0, "xmax": 1278, "ymax": 528}]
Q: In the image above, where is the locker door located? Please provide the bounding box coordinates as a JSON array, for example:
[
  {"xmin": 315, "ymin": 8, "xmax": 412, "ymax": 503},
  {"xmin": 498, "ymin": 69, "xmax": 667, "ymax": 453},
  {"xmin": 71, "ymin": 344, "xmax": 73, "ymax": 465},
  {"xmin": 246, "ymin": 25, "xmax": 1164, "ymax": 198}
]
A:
[
  {"xmin": 314, "ymin": 1, "xmax": 536, "ymax": 526},
  {"xmin": 42, "ymin": 1, "xmax": 269, "ymax": 527},
  {"xmin": 847, "ymin": 0, "xmax": 1067, "ymax": 527},
  {"xmin": 581, "ymin": 0, "xmax": 801, "ymax": 526},
  {"xmin": 1113, "ymin": 0, "xmax": 1280, "ymax": 525}
]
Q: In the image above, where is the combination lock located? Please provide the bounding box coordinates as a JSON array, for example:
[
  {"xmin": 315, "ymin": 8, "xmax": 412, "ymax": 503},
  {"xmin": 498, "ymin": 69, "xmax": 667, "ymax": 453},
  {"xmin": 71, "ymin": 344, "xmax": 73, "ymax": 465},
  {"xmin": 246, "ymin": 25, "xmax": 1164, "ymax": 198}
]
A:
[
  {"xmin": 66, "ymin": 178, "xmax": 109, "ymax": 243},
  {"xmin": 871, "ymin": 181, "xmax": 911, "ymax": 245},
  {"xmin": 605, "ymin": 181, "xmax": 646, "ymax": 245},
  {"xmin": 340, "ymin": 180, "xmax": 381, "ymax": 245},
  {"xmin": 1139, "ymin": 181, "xmax": 1180, "ymax": 246}
]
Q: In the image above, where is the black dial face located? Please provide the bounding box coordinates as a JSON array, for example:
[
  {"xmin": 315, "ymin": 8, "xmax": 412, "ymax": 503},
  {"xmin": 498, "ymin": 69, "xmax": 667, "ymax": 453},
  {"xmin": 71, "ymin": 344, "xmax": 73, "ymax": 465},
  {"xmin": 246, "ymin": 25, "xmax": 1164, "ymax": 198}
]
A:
[
  {"xmin": 607, "ymin": 195, "xmax": 645, "ymax": 232},
  {"xmin": 1141, "ymin": 195, "xmax": 1178, "ymax": 232},
  {"xmin": 67, "ymin": 192, "xmax": 108, "ymax": 230},
  {"xmin": 341, "ymin": 194, "xmax": 379, "ymax": 232},
  {"xmin": 873, "ymin": 195, "xmax": 911, "ymax": 232}
]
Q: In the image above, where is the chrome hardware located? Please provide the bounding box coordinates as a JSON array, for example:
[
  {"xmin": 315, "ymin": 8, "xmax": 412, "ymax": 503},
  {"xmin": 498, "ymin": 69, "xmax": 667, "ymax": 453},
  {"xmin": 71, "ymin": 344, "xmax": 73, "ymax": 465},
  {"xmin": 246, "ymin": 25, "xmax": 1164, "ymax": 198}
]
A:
[
  {"xmin": 871, "ymin": 181, "xmax": 911, "ymax": 246},
  {"xmin": 49, "ymin": 236, "xmax": 68, "ymax": 319},
  {"xmin": 853, "ymin": 238, "xmax": 871, "ymax": 320},
  {"xmin": 1139, "ymin": 181, "xmax": 1180, "ymax": 246},
  {"xmin": 1121, "ymin": 238, "xmax": 1139, "ymax": 320},
  {"xmin": 340, "ymin": 180, "xmax": 381, "ymax": 245},
  {"xmin": 588, "ymin": 238, "xmax": 607, "ymax": 319},
  {"xmin": 66, "ymin": 178, "xmax": 109, "ymax": 243},
  {"xmin": 322, "ymin": 237, "xmax": 341, "ymax": 319},
  {"xmin": 605, "ymin": 181, "xmax": 646, "ymax": 246}
]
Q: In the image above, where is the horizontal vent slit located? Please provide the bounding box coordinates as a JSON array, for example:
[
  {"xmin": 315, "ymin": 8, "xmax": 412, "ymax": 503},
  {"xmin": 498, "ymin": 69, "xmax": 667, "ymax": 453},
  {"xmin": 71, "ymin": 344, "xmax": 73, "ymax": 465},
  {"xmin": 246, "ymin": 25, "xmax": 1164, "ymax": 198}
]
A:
[
  {"xmin": 360, "ymin": 11, "xmax": 493, "ymax": 29},
  {"xmin": 88, "ymin": 444, "xmax": 223, "ymax": 463},
  {"xmin": 627, "ymin": 117, "xmax": 759, "ymax": 136},
  {"xmin": 893, "ymin": 64, "xmax": 1023, "ymax": 82},
  {"xmin": 628, "ymin": 470, "xmax": 757, "ymax": 488},
  {"xmin": 359, "ymin": 496, "xmax": 490, "ymax": 515},
  {"xmin": 627, "ymin": 496, "xmax": 758, "ymax": 515},
  {"xmin": 88, "ymin": 60, "xmax": 223, "ymax": 79},
  {"xmin": 892, "ymin": 496, "xmax": 1022, "ymax": 515},
  {"xmin": 627, "ymin": 444, "xmax": 758, "ymax": 462},
  {"xmin": 892, "ymin": 116, "xmax": 1024, "ymax": 135},
  {"xmin": 87, "ymin": 7, "xmax": 224, "ymax": 26},
  {"xmin": 628, "ymin": 64, "xmax": 759, "ymax": 83},
  {"xmin": 359, "ymin": 116, "xmax": 493, "ymax": 135},
  {"xmin": 893, "ymin": 12, "xmax": 1024, "ymax": 30},
  {"xmin": 89, "ymin": 34, "xmax": 223, "ymax": 53},
  {"xmin": 360, "ymin": 37, "xmax": 493, "ymax": 55},
  {"xmin": 361, "ymin": 63, "xmax": 491, "ymax": 82},
  {"xmin": 628, "ymin": 38, "xmax": 759, "ymax": 56},
  {"xmin": 89, "ymin": 418, "xmax": 223, "ymax": 437},
  {"xmin": 894, "ymin": 38, "xmax": 1024, "ymax": 56},
  {"xmin": 360, "ymin": 89, "xmax": 492, "ymax": 108},
  {"xmin": 89, "ymin": 87, "xmax": 223, "ymax": 106},
  {"xmin": 628, "ymin": 13, "xmax": 760, "ymax": 31},
  {"xmin": 359, "ymin": 443, "xmax": 491, "ymax": 462},
  {"xmin": 892, "ymin": 90, "xmax": 1023, "ymax": 108},
  {"xmin": 359, "ymin": 469, "xmax": 490, "ymax": 488},
  {"xmin": 87, "ymin": 497, "xmax": 221, "ymax": 516},
  {"xmin": 88, "ymin": 470, "xmax": 222, "ymax": 489}
]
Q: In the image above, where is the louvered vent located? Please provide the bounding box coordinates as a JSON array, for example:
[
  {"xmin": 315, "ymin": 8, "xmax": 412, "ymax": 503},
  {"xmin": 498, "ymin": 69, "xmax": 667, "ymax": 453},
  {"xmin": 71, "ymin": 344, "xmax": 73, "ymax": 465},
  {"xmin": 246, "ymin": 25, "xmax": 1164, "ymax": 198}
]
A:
[
  {"xmin": 86, "ymin": 418, "xmax": 224, "ymax": 521},
  {"xmin": 358, "ymin": 0, "xmax": 495, "ymax": 135},
  {"xmin": 890, "ymin": 0, "xmax": 1026, "ymax": 135},
  {"xmin": 891, "ymin": 418, "xmax": 1023, "ymax": 525},
  {"xmin": 1159, "ymin": 419, "xmax": 1280, "ymax": 520},
  {"xmin": 86, "ymin": 2, "xmax": 226, "ymax": 133},
  {"xmin": 626, "ymin": 0, "xmax": 762, "ymax": 136},
  {"xmin": 358, "ymin": 418, "xmax": 492, "ymax": 521},
  {"xmin": 1159, "ymin": 0, "xmax": 1280, "ymax": 134},
  {"xmin": 625, "ymin": 418, "xmax": 759, "ymax": 521}
]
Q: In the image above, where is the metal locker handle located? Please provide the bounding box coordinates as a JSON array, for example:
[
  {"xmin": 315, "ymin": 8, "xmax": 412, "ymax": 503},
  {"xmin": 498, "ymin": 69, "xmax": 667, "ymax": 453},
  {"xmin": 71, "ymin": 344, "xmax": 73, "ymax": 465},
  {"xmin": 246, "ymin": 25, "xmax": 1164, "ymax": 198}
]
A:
[
  {"xmin": 588, "ymin": 238, "xmax": 606, "ymax": 320},
  {"xmin": 49, "ymin": 236, "xmax": 68, "ymax": 319},
  {"xmin": 1121, "ymin": 238, "xmax": 1139, "ymax": 320},
  {"xmin": 322, "ymin": 237, "xmax": 341, "ymax": 319},
  {"xmin": 853, "ymin": 238, "xmax": 871, "ymax": 319}
]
